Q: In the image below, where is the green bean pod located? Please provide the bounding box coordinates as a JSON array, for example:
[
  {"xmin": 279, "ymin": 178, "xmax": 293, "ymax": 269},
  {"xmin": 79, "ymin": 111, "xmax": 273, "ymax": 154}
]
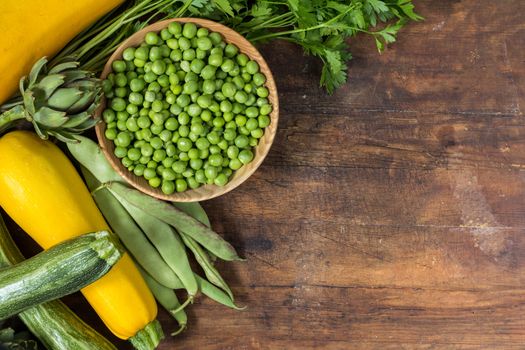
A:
[
  {"xmin": 195, "ymin": 275, "xmax": 245, "ymax": 311},
  {"xmin": 67, "ymin": 136, "xmax": 123, "ymax": 184},
  {"xmin": 117, "ymin": 197, "xmax": 198, "ymax": 297},
  {"xmin": 138, "ymin": 267, "xmax": 187, "ymax": 336},
  {"xmin": 106, "ymin": 182, "xmax": 241, "ymax": 261},
  {"xmin": 172, "ymin": 202, "xmax": 211, "ymax": 227},
  {"xmin": 82, "ymin": 168, "xmax": 182, "ymax": 289},
  {"xmin": 179, "ymin": 232, "xmax": 234, "ymax": 301}
]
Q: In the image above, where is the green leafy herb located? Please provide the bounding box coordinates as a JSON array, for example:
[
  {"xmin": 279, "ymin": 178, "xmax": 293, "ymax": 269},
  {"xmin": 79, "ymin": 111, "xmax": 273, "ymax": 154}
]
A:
[{"xmin": 55, "ymin": 0, "xmax": 422, "ymax": 93}]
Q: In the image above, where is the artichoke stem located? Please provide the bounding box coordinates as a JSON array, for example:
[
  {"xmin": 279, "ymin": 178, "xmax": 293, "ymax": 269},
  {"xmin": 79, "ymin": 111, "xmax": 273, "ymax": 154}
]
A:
[{"xmin": 0, "ymin": 105, "xmax": 27, "ymax": 134}]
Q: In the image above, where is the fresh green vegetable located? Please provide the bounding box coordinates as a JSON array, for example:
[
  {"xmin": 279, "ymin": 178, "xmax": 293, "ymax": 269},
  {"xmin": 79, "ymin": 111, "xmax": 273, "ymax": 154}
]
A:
[
  {"xmin": 105, "ymin": 181, "xmax": 241, "ymax": 261},
  {"xmin": 102, "ymin": 23, "xmax": 272, "ymax": 193},
  {"xmin": 0, "ymin": 231, "xmax": 123, "ymax": 320},
  {"xmin": 53, "ymin": 0, "xmax": 420, "ymax": 94},
  {"xmin": 117, "ymin": 199, "xmax": 199, "ymax": 298},
  {"xmin": 139, "ymin": 267, "xmax": 187, "ymax": 336},
  {"xmin": 179, "ymin": 232, "xmax": 234, "ymax": 300},
  {"xmin": 195, "ymin": 274, "xmax": 244, "ymax": 311},
  {"xmin": 0, "ymin": 57, "xmax": 102, "ymax": 141},
  {"xmin": 0, "ymin": 213, "xmax": 117, "ymax": 350},
  {"xmin": 81, "ymin": 168, "xmax": 182, "ymax": 289}
]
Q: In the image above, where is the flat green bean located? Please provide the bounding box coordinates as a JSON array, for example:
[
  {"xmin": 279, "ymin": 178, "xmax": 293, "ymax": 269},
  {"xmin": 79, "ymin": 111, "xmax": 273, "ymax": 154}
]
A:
[
  {"xmin": 139, "ymin": 267, "xmax": 187, "ymax": 335},
  {"xmin": 118, "ymin": 198, "xmax": 198, "ymax": 297},
  {"xmin": 180, "ymin": 232, "xmax": 234, "ymax": 301},
  {"xmin": 195, "ymin": 274, "xmax": 245, "ymax": 311},
  {"xmin": 106, "ymin": 182, "xmax": 241, "ymax": 261},
  {"xmin": 83, "ymin": 168, "xmax": 182, "ymax": 289}
]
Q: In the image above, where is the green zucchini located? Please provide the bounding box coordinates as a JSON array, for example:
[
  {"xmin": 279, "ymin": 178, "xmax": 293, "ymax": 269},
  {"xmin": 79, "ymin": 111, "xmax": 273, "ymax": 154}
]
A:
[
  {"xmin": 0, "ymin": 230, "xmax": 123, "ymax": 320},
  {"xmin": 0, "ymin": 213, "xmax": 117, "ymax": 350}
]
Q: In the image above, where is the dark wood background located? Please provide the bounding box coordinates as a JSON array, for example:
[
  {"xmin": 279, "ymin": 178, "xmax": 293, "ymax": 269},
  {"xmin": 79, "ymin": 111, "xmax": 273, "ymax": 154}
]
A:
[{"xmin": 8, "ymin": 0, "xmax": 525, "ymax": 349}]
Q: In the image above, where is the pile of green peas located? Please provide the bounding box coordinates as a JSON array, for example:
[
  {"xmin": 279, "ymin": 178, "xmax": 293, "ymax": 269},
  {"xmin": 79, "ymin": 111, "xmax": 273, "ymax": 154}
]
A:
[{"xmin": 102, "ymin": 21, "xmax": 272, "ymax": 195}]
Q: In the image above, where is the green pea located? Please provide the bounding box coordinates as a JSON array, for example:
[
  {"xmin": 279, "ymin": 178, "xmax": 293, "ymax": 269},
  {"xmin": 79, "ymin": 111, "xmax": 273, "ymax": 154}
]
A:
[
  {"xmin": 114, "ymin": 87, "xmax": 128, "ymax": 98},
  {"xmin": 161, "ymin": 167, "xmax": 177, "ymax": 181},
  {"xmin": 229, "ymin": 158, "xmax": 242, "ymax": 170},
  {"xmin": 168, "ymin": 22, "xmax": 182, "ymax": 35},
  {"xmin": 200, "ymin": 65, "xmax": 216, "ymax": 80},
  {"xmin": 187, "ymin": 177, "xmax": 200, "ymax": 189},
  {"xmin": 162, "ymin": 180, "xmax": 175, "ymax": 195},
  {"xmin": 143, "ymin": 167, "xmax": 157, "ymax": 179},
  {"xmin": 177, "ymin": 137, "xmax": 193, "ymax": 152},
  {"xmin": 145, "ymin": 32, "xmax": 160, "ymax": 45},
  {"xmin": 117, "ymin": 110, "xmax": 129, "ymax": 121},
  {"xmin": 135, "ymin": 46, "xmax": 149, "ymax": 60},
  {"xmin": 234, "ymin": 135, "xmax": 249, "ymax": 148},
  {"xmin": 238, "ymin": 125, "xmax": 250, "ymax": 136},
  {"xmin": 182, "ymin": 23, "xmax": 197, "ymax": 38},
  {"xmin": 189, "ymin": 157, "xmax": 203, "ymax": 170},
  {"xmin": 212, "ymin": 116, "xmax": 225, "ymax": 128},
  {"xmin": 177, "ymin": 94, "xmax": 191, "ymax": 107},
  {"xmin": 196, "ymin": 37, "xmax": 212, "ymax": 51},
  {"xmin": 195, "ymin": 137, "xmax": 210, "ymax": 150},
  {"xmin": 220, "ymin": 100, "xmax": 232, "ymax": 113},
  {"xmin": 159, "ymin": 130, "xmax": 172, "ymax": 142},
  {"xmin": 223, "ymin": 128, "xmax": 236, "ymax": 141},
  {"xmin": 172, "ymin": 161, "xmax": 186, "ymax": 174},
  {"xmin": 245, "ymin": 106, "xmax": 258, "ymax": 118},
  {"xmin": 251, "ymin": 128, "xmax": 264, "ymax": 138},
  {"xmin": 209, "ymin": 145, "xmax": 221, "ymax": 155},
  {"xmin": 179, "ymin": 37, "xmax": 191, "ymax": 50},
  {"xmin": 158, "ymin": 74, "xmax": 170, "ymax": 88},
  {"xmin": 182, "ymin": 48, "xmax": 196, "ymax": 61},
  {"xmin": 105, "ymin": 128, "xmax": 117, "ymax": 140},
  {"xmin": 209, "ymin": 32, "xmax": 222, "ymax": 45},
  {"xmin": 153, "ymin": 149, "xmax": 167, "ymax": 162},
  {"xmin": 190, "ymin": 59, "xmax": 205, "ymax": 74},
  {"xmin": 133, "ymin": 58, "xmax": 145, "ymax": 68},
  {"xmin": 183, "ymin": 81, "xmax": 198, "ymax": 94},
  {"xmin": 234, "ymin": 90, "xmax": 248, "ymax": 104},
  {"xmin": 236, "ymin": 53, "xmax": 249, "ymax": 66},
  {"xmin": 128, "ymin": 148, "xmax": 141, "ymax": 161},
  {"xmin": 246, "ymin": 118, "xmax": 259, "ymax": 131},
  {"xmin": 160, "ymin": 28, "xmax": 172, "ymax": 40},
  {"xmin": 227, "ymin": 145, "xmax": 239, "ymax": 159},
  {"xmin": 112, "ymin": 60, "xmax": 127, "ymax": 73},
  {"xmin": 141, "ymin": 143, "xmax": 154, "ymax": 157},
  {"xmin": 196, "ymin": 48, "xmax": 207, "ymax": 59},
  {"xmin": 134, "ymin": 164, "xmax": 146, "ymax": 176},
  {"xmin": 207, "ymin": 131, "xmax": 220, "ymax": 145},
  {"xmin": 122, "ymin": 157, "xmax": 133, "ymax": 168},
  {"xmin": 208, "ymin": 154, "xmax": 223, "ymax": 167},
  {"xmin": 208, "ymin": 53, "xmax": 223, "ymax": 67},
  {"xmin": 149, "ymin": 177, "xmax": 162, "ymax": 188},
  {"xmin": 150, "ymin": 137, "xmax": 163, "ymax": 150},
  {"xmin": 249, "ymin": 137, "xmax": 258, "ymax": 147},
  {"xmin": 116, "ymin": 132, "xmax": 132, "ymax": 147},
  {"xmin": 111, "ymin": 97, "xmax": 126, "ymax": 111},
  {"xmin": 179, "ymin": 152, "xmax": 190, "ymax": 161},
  {"xmin": 253, "ymin": 72, "xmax": 266, "ymax": 86},
  {"xmin": 179, "ymin": 125, "xmax": 190, "ymax": 137},
  {"xmin": 147, "ymin": 160, "xmax": 158, "ymax": 169},
  {"xmin": 103, "ymin": 109, "xmax": 116, "ymax": 123},
  {"xmin": 246, "ymin": 60, "xmax": 259, "ymax": 74},
  {"xmin": 260, "ymin": 104, "xmax": 272, "ymax": 115},
  {"xmin": 221, "ymin": 82, "xmax": 236, "ymax": 98},
  {"xmin": 123, "ymin": 47, "xmax": 136, "ymax": 61},
  {"xmin": 204, "ymin": 166, "xmax": 218, "ymax": 180},
  {"xmin": 224, "ymin": 44, "xmax": 239, "ymax": 58},
  {"xmin": 126, "ymin": 118, "xmax": 139, "ymax": 132},
  {"xmin": 114, "ymin": 146, "xmax": 128, "ymax": 158},
  {"xmin": 202, "ymin": 79, "xmax": 216, "ymax": 94},
  {"xmin": 195, "ymin": 169, "xmax": 206, "ymax": 183},
  {"xmin": 176, "ymin": 179, "xmax": 188, "ymax": 192},
  {"xmin": 257, "ymin": 86, "xmax": 269, "ymax": 98},
  {"xmin": 220, "ymin": 59, "xmax": 235, "ymax": 73},
  {"xmin": 214, "ymin": 173, "xmax": 228, "ymax": 186},
  {"xmin": 258, "ymin": 115, "xmax": 271, "ymax": 128}
]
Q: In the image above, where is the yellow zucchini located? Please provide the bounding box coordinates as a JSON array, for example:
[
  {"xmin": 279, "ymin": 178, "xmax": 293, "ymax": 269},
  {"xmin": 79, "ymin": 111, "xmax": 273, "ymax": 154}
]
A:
[
  {"xmin": 0, "ymin": 0, "xmax": 123, "ymax": 104},
  {"xmin": 0, "ymin": 131, "xmax": 161, "ymax": 348}
]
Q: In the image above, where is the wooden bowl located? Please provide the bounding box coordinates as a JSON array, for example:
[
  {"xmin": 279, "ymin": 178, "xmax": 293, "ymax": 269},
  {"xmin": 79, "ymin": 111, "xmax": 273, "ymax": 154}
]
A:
[{"xmin": 95, "ymin": 18, "xmax": 279, "ymax": 202}]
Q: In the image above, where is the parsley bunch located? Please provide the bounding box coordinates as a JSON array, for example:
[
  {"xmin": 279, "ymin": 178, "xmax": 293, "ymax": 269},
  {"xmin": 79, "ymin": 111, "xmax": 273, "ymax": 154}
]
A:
[{"xmin": 56, "ymin": 0, "xmax": 421, "ymax": 93}]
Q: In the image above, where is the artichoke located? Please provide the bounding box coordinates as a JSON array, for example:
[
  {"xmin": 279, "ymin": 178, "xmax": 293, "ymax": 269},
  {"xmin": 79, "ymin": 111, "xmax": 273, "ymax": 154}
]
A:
[{"xmin": 0, "ymin": 57, "xmax": 102, "ymax": 142}]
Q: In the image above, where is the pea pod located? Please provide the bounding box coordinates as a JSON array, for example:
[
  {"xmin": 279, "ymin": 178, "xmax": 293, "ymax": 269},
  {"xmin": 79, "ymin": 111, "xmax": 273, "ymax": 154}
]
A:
[
  {"xmin": 172, "ymin": 202, "xmax": 211, "ymax": 227},
  {"xmin": 82, "ymin": 168, "xmax": 181, "ymax": 289},
  {"xmin": 195, "ymin": 275, "xmax": 245, "ymax": 311},
  {"xmin": 172, "ymin": 202, "xmax": 217, "ymax": 263},
  {"xmin": 117, "ymin": 197, "xmax": 198, "ymax": 297},
  {"xmin": 67, "ymin": 136, "xmax": 123, "ymax": 184},
  {"xmin": 179, "ymin": 232, "xmax": 234, "ymax": 301},
  {"xmin": 106, "ymin": 182, "xmax": 241, "ymax": 261},
  {"xmin": 138, "ymin": 267, "xmax": 187, "ymax": 336}
]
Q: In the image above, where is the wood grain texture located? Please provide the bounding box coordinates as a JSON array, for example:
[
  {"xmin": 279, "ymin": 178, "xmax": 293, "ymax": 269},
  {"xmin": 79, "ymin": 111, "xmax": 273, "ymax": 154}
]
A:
[
  {"xmin": 6, "ymin": 0, "xmax": 525, "ymax": 349},
  {"xmin": 96, "ymin": 18, "xmax": 279, "ymax": 202}
]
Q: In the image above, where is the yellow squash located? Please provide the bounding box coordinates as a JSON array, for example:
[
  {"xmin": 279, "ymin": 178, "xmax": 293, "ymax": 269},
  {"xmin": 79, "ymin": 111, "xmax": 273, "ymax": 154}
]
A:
[
  {"xmin": 0, "ymin": 131, "xmax": 158, "ymax": 341},
  {"xmin": 0, "ymin": 0, "xmax": 123, "ymax": 104}
]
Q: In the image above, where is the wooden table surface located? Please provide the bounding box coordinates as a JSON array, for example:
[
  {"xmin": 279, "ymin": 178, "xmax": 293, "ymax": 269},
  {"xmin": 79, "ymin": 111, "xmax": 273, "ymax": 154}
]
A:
[{"xmin": 8, "ymin": 1, "xmax": 525, "ymax": 349}]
